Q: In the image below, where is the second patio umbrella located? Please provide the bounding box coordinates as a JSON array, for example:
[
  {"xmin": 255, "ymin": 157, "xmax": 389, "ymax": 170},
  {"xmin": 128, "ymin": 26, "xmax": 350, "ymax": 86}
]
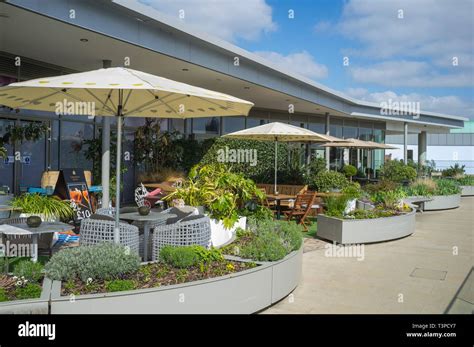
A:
[
  {"xmin": 0, "ymin": 67, "xmax": 254, "ymax": 242},
  {"xmin": 224, "ymin": 122, "xmax": 341, "ymax": 194}
]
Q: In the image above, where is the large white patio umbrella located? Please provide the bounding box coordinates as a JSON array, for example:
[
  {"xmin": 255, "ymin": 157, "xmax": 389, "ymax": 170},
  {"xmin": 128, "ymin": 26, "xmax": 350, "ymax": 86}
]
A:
[
  {"xmin": 224, "ymin": 122, "xmax": 342, "ymax": 194},
  {"xmin": 0, "ymin": 67, "xmax": 254, "ymax": 241}
]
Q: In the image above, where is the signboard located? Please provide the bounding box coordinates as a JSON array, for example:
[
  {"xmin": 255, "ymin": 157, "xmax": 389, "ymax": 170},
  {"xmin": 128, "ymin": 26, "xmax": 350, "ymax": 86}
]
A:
[
  {"xmin": 21, "ymin": 155, "xmax": 31, "ymax": 165},
  {"xmin": 54, "ymin": 169, "xmax": 92, "ymax": 222},
  {"xmin": 3, "ymin": 156, "xmax": 14, "ymax": 164}
]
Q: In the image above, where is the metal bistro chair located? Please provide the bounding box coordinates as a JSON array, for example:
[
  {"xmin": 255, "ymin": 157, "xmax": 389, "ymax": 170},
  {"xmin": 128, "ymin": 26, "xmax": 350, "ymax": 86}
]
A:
[
  {"xmin": 152, "ymin": 215, "xmax": 211, "ymax": 261},
  {"xmin": 283, "ymin": 192, "xmax": 317, "ymax": 232},
  {"xmin": 79, "ymin": 218, "xmax": 140, "ymax": 255}
]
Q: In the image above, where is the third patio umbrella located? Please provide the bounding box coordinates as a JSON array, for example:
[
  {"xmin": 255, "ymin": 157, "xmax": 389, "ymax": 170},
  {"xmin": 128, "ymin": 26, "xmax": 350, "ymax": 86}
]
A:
[
  {"xmin": 224, "ymin": 122, "xmax": 342, "ymax": 194},
  {"xmin": 0, "ymin": 67, "xmax": 254, "ymax": 242}
]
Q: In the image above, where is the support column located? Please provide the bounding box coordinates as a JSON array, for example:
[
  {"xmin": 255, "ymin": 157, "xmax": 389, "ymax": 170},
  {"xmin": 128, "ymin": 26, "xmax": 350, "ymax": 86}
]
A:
[
  {"xmin": 101, "ymin": 59, "xmax": 112, "ymax": 208},
  {"xmin": 418, "ymin": 131, "xmax": 427, "ymax": 168},
  {"xmin": 403, "ymin": 122, "xmax": 408, "ymax": 164},
  {"xmin": 325, "ymin": 113, "xmax": 330, "ymax": 170}
]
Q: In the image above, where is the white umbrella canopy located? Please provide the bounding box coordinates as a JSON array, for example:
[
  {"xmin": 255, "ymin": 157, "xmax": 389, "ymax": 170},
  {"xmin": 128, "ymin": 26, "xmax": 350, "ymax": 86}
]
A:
[
  {"xmin": 0, "ymin": 67, "xmax": 254, "ymax": 243},
  {"xmin": 224, "ymin": 122, "xmax": 344, "ymax": 194},
  {"xmin": 320, "ymin": 138, "xmax": 380, "ymax": 148},
  {"xmin": 224, "ymin": 121, "xmax": 337, "ymax": 142},
  {"xmin": 0, "ymin": 67, "xmax": 253, "ymax": 117}
]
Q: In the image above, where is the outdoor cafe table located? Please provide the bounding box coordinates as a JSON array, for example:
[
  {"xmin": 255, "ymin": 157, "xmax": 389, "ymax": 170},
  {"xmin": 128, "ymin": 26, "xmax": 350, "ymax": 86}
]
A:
[
  {"xmin": 266, "ymin": 194, "xmax": 296, "ymax": 220},
  {"xmin": 0, "ymin": 221, "xmax": 71, "ymax": 262},
  {"xmin": 119, "ymin": 211, "xmax": 176, "ymax": 261}
]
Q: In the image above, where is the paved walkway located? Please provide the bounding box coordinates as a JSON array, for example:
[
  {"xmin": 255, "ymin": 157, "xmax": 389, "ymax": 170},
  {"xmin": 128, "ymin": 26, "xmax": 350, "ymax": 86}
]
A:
[{"xmin": 263, "ymin": 197, "xmax": 474, "ymax": 314}]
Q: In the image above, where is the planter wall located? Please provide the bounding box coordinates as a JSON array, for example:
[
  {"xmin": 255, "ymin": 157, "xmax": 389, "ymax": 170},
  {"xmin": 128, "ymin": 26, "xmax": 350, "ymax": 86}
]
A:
[
  {"xmin": 461, "ymin": 186, "xmax": 474, "ymax": 197},
  {"xmin": 0, "ymin": 278, "xmax": 51, "ymax": 314},
  {"xmin": 423, "ymin": 194, "xmax": 461, "ymax": 211},
  {"xmin": 49, "ymin": 246, "xmax": 302, "ymax": 314},
  {"xmin": 317, "ymin": 209, "xmax": 416, "ymax": 245}
]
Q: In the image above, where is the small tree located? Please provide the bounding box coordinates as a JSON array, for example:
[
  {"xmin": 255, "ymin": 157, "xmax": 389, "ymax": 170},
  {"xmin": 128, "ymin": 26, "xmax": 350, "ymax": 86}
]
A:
[{"xmin": 342, "ymin": 165, "xmax": 357, "ymax": 182}]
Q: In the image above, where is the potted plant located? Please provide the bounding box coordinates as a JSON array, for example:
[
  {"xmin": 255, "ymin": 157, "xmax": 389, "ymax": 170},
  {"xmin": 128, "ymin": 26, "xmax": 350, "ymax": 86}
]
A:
[{"xmin": 9, "ymin": 194, "xmax": 74, "ymax": 222}]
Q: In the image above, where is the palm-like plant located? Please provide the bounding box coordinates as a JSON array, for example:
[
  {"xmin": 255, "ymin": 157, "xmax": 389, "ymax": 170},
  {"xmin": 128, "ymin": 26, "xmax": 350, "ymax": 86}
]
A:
[
  {"xmin": 0, "ymin": 145, "xmax": 6, "ymax": 159},
  {"xmin": 10, "ymin": 194, "xmax": 74, "ymax": 221}
]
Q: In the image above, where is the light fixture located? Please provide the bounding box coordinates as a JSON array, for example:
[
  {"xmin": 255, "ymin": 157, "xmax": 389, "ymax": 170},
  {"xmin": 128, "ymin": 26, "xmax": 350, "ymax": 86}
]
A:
[
  {"xmin": 80, "ymin": 38, "xmax": 89, "ymax": 42},
  {"xmin": 244, "ymin": 86, "xmax": 250, "ymax": 90},
  {"xmin": 182, "ymin": 68, "xmax": 189, "ymax": 71}
]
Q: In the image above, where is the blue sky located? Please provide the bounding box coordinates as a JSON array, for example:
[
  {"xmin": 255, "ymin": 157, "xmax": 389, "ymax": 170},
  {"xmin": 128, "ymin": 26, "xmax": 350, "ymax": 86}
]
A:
[{"xmin": 141, "ymin": 0, "xmax": 473, "ymax": 119}]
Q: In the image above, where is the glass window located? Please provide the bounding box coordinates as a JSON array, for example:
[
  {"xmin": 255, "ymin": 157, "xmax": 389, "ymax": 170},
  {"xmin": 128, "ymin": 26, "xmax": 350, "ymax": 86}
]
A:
[
  {"xmin": 224, "ymin": 116, "xmax": 245, "ymax": 134},
  {"xmin": 192, "ymin": 117, "xmax": 219, "ymax": 135},
  {"xmin": 308, "ymin": 119, "xmax": 325, "ymax": 134},
  {"xmin": 343, "ymin": 126, "xmax": 358, "ymax": 139},
  {"xmin": 19, "ymin": 120, "xmax": 47, "ymax": 188},
  {"xmin": 373, "ymin": 129, "xmax": 385, "ymax": 143},
  {"xmin": 359, "ymin": 127, "xmax": 373, "ymax": 141},
  {"xmin": 60, "ymin": 121, "xmax": 94, "ymax": 170},
  {"xmin": 246, "ymin": 117, "xmax": 266, "ymax": 128},
  {"xmin": 50, "ymin": 120, "xmax": 59, "ymax": 170}
]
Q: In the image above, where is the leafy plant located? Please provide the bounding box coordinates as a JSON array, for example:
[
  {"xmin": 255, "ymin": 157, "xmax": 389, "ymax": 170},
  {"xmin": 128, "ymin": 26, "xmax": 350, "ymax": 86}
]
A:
[
  {"xmin": 342, "ymin": 165, "xmax": 357, "ymax": 181},
  {"xmin": 341, "ymin": 182, "xmax": 362, "ymax": 200},
  {"xmin": 0, "ymin": 145, "xmax": 6, "ymax": 159},
  {"xmin": 4, "ymin": 123, "xmax": 48, "ymax": 144},
  {"xmin": 13, "ymin": 261, "xmax": 44, "ymax": 282},
  {"xmin": 347, "ymin": 209, "xmax": 397, "ymax": 219},
  {"xmin": 239, "ymin": 231, "xmax": 287, "ymax": 261},
  {"xmin": 323, "ymin": 194, "xmax": 350, "ymax": 218},
  {"xmin": 442, "ymin": 164, "xmax": 465, "ymax": 178},
  {"xmin": 105, "ymin": 279, "xmax": 135, "ymax": 292},
  {"xmin": 159, "ymin": 246, "xmax": 200, "ymax": 268},
  {"xmin": 312, "ymin": 170, "xmax": 349, "ymax": 192},
  {"xmin": 10, "ymin": 194, "xmax": 74, "ymax": 221},
  {"xmin": 14, "ymin": 283, "xmax": 42, "ymax": 300},
  {"xmin": 305, "ymin": 157, "xmax": 327, "ymax": 182},
  {"xmin": 379, "ymin": 160, "xmax": 417, "ymax": 183},
  {"xmin": 0, "ymin": 288, "xmax": 7, "ymax": 302},
  {"xmin": 434, "ymin": 179, "xmax": 461, "ymax": 195},
  {"xmin": 44, "ymin": 243, "xmax": 141, "ymax": 281},
  {"xmin": 166, "ymin": 164, "xmax": 264, "ymax": 228},
  {"xmin": 189, "ymin": 246, "xmax": 224, "ymax": 263}
]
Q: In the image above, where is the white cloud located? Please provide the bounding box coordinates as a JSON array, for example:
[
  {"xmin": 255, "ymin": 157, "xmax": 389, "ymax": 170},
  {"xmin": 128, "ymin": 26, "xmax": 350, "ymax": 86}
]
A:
[
  {"xmin": 346, "ymin": 89, "xmax": 473, "ymax": 118},
  {"xmin": 138, "ymin": 0, "xmax": 277, "ymax": 42},
  {"xmin": 349, "ymin": 60, "xmax": 472, "ymax": 87},
  {"xmin": 338, "ymin": 0, "xmax": 473, "ymax": 64},
  {"xmin": 254, "ymin": 50, "xmax": 328, "ymax": 80},
  {"xmin": 313, "ymin": 20, "xmax": 331, "ymax": 33}
]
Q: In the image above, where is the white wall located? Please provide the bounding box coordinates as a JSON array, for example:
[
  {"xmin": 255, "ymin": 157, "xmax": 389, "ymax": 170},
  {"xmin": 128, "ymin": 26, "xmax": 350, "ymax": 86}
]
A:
[{"xmin": 386, "ymin": 145, "xmax": 474, "ymax": 174}]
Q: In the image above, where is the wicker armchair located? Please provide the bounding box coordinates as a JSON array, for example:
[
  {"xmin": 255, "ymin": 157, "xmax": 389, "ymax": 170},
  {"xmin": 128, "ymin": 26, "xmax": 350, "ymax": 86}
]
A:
[
  {"xmin": 79, "ymin": 218, "xmax": 140, "ymax": 255},
  {"xmin": 0, "ymin": 217, "xmax": 55, "ymax": 256},
  {"xmin": 152, "ymin": 215, "xmax": 211, "ymax": 261}
]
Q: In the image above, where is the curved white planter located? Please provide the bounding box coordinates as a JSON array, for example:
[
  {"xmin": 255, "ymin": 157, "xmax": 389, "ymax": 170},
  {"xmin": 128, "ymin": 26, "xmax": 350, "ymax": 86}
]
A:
[
  {"xmin": 461, "ymin": 186, "xmax": 474, "ymax": 197},
  {"xmin": 317, "ymin": 209, "xmax": 416, "ymax": 245},
  {"xmin": 0, "ymin": 278, "xmax": 51, "ymax": 314},
  {"xmin": 209, "ymin": 216, "xmax": 246, "ymax": 248},
  {"xmin": 423, "ymin": 194, "xmax": 461, "ymax": 211},
  {"xmin": 49, "ymin": 246, "xmax": 302, "ymax": 314}
]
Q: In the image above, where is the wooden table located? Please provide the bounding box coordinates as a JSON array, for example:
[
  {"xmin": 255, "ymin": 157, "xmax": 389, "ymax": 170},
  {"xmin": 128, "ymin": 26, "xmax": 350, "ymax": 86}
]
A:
[
  {"xmin": 0, "ymin": 221, "xmax": 71, "ymax": 262},
  {"xmin": 266, "ymin": 194, "xmax": 296, "ymax": 219},
  {"xmin": 119, "ymin": 211, "xmax": 177, "ymax": 261}
]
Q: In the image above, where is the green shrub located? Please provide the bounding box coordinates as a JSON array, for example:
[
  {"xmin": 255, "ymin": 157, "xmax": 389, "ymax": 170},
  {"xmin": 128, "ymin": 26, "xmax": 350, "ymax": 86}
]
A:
[
  {"xmin": 312, "ymin": 171, "xmax": 349, "ymax": 192},
  {"xmin": 240, "ymin": 219, "xmax": 303, "ymax": 261},
  {"xmin": 15, "ymin": 283, "xmax": 42, "ymax": 300},
  {"xmin": 342, "ymin": 182, "xmax": 362, "ymax": 200},
  {"xmin": 434, "ymin": 179, "xmax": 461, "ymax": 195},
  {"xmin": 105, "ymin": 279, "xmax": 135, "ymax": 292},
  {"xmin": 305, "ymin": 157, "xmax": 327, "ymax": 184},
  {"xmin": 200, "ymin": 137, "xmax": 290, "ymax": 183},
  {"xmin": 44, "ymin": 243, "xmax": 141, "ymax": 281},
  {"xmin": 190, "ymin": 245, "xmax": 224, "ymax": 263},
  {"xmin": 323, "ymin": 195, "xmax": 349, "ymax": 218},
  {"xmin": 456, "ymin": 176, "xmax": 474, "ymax": 186},
  {"xmin": 404, "ymin": 180, "xmax": 436, "ymax": 197},
  {"xmin": 0, "ymin": 288, "xmax": 7, "ymax": 302},
  {"xmin": 442, "ymin": 164, "xmax": 465, "ymax": 178},
  {"xmin": 364, "ymin": 180, "xmax": 400, "ymax": 196},
  {"xmin": 13, "ymin": 260, "xmax": 44, "ymax": 282},
  {"xmin": 240, "ymin": 231, "xmax": 288, "ymax": 261},
  {"xmin": 348, "ymin": 209, "xmax": 396, "ymax": 219},
  {"xmin": 0, "ymin": 257, "xmax": 9, "ymax": 274},
  {"xmin": 159, "ymin": 246, "xmax": 200, "ymax": 268},
  {"xmin": 342, "ymin": 165, "xmax": 357, "ymax": 180},
  {"xmin": 379, "ymin": 160, "xmax": 417, "ymax": 183}
]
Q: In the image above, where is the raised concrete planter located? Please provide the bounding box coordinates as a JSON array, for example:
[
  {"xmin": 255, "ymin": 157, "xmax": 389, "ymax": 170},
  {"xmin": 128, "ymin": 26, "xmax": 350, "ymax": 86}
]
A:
[
  {"xmin": 210, "ymin": 216, "xmax": 246, "ymax": 248},
  {"xmin": 317, "ymin": 209, "xmax": 416, "ymax": 244},
  {"xmin": 423, "ymin": 194, "xmax": 461, "ymax": 211},
  {"xmin": 0, "ymin": 278, "xmax": 52, "ymax": 314},
  {"xmin": 461, "ymin": 186, "xmax": 474, "ymax": 197},
  {"xmin": 49, "ymin": 246, "xmax": 302, "ymax": 314}
]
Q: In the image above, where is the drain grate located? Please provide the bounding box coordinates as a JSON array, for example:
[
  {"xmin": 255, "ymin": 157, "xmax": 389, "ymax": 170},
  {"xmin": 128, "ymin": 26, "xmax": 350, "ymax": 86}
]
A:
[{"xmin": 410, "ymin": 268, "xmax": 447, "ymax": 280}]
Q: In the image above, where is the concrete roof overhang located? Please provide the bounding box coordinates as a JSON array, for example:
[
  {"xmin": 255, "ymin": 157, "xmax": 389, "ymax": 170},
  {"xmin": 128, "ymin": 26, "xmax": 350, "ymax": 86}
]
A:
[{"xmin": 0, "ymin": 0, "xmax": 468, "ymax": 134}]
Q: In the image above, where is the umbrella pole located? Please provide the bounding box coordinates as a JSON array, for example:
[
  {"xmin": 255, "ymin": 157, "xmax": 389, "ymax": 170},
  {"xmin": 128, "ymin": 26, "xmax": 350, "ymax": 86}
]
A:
[
  {"xmin": 274, "ymin": 140, "xmax": 278, "ymax": 194},
  {"xmin": 114, "ymin": 91, "xmax": 123, "ymax": 244}
]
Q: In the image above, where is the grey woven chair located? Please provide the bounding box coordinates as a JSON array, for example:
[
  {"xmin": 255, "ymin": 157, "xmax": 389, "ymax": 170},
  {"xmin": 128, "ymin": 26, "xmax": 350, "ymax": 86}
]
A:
[
  {"xmin": 95, "ymin": 207, "xmax": 115, "ymax": 217},
  {"xmin": 0, "ymin": 217, "xmax": 55, "ymax": 256},
  {"xmin": 152, "ymin": 215, "xmax": 211, "ymax": 261},
  {"xmin": 80, "ymin": 218, "xmax": 140, "ymax": 255}
]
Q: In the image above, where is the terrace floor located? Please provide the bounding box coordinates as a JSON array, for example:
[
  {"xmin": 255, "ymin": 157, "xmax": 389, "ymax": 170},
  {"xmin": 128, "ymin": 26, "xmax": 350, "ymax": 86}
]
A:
[{"xmin": 263, "ymin": 197, "xmax": 474, "ymax": 314}]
